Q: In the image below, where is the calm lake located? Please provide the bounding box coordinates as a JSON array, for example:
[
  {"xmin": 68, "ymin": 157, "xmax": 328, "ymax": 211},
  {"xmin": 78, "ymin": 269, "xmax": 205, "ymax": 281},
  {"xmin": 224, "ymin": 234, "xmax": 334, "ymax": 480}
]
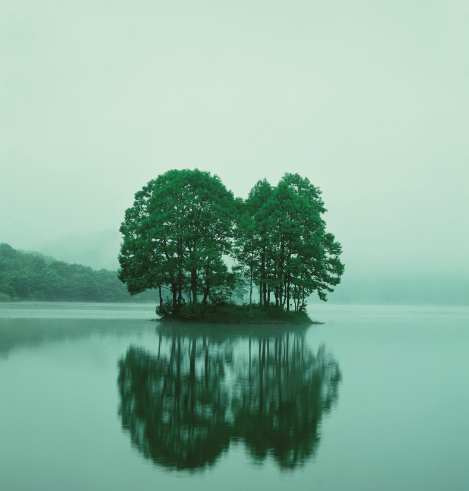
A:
[{"xmin": 1, "ymin": 302, "xmax": 468, "ymax": 491}]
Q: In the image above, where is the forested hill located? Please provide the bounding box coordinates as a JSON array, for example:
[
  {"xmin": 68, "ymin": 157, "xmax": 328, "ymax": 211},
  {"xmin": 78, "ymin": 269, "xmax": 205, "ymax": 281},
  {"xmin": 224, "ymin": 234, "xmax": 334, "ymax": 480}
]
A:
[{"xmin": 0, "ymin": 243, "xmax": 156, "ymax": 302}]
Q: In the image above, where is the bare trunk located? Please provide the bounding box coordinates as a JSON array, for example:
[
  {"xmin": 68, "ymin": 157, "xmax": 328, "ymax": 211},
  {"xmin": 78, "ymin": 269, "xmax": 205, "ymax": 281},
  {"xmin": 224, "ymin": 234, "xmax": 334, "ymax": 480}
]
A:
[
  {"xmin": 191, "ymin": 270, "xmax": 198, "ymax": 304},
  {"xmin": 172, "ymin": 282, "xmax": 177, "ymax": 309},
  {"xmin": 279, "ymin": 240, "xmax": 285, "ymax": 306},
  {"xmin": 249, "ymin": 265, "xmax": 253, "ymax": 319},
  {"xmin": 202, "ymin": 278, "xmax": 209, "ymax": 304},
  {"xmin": 177, "ymin": 281, "xmax": 183, "ymax": 307},
  {"xmin": 260, "ymin": 249, "xmax": 265, "ymax": 306}
]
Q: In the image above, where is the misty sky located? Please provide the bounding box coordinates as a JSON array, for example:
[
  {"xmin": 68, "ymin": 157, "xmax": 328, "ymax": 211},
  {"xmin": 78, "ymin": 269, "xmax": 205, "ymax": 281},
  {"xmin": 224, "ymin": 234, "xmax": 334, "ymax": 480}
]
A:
[{"xmin": 1, "ymin": 1, "xmax": 468, "ymax": 279}]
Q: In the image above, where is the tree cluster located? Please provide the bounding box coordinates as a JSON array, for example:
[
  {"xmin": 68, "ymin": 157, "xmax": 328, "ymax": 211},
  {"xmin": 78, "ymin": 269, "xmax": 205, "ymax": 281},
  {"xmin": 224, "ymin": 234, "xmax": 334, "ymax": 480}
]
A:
[
  {"xmin": 118, "ymin": 169, "xmax": 344, "ymax": 317},
  {"xmin": 0, "ymin": 243, "xmax": 155, "ymax": 302}
]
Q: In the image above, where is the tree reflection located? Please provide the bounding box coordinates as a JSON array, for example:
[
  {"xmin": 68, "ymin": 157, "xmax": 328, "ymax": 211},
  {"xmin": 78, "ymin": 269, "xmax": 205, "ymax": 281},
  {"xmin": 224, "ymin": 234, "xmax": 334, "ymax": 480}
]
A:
[
  {"xmin": 233, "ymin": 335, "xmax": 341, "ymax": 469},
  {"xmin": 118, "ymin": 327, "xmax": 341, "ymax": 471},
  {"xmin": 118, "ymin": 334, "xmax": 232, "ymax": 470}
]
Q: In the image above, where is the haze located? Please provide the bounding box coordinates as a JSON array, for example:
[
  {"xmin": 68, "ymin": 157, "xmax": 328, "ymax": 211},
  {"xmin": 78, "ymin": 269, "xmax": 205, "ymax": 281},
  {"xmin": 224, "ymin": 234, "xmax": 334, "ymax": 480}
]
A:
[{"xmin": 1, "ymin": 1, "xmax": 468, "ymax": 304}]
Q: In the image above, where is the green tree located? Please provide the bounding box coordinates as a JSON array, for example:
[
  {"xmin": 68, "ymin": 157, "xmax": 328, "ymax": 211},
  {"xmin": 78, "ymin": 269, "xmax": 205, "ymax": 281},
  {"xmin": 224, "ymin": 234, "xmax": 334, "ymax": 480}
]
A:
[
  {"xmin": 244, "ymin": 179, "xmax": 273, "ymax": 305},
  {"xmin": 118, "ymin": 169, "xmax": 237, "ymax": 314},
  {"xmin": 235, "ymin": 174, "xmax": 344, "ymax": 311},
  {"xmin": 232, "ymin": 213, "xmax": 258, "ymax": 318}
]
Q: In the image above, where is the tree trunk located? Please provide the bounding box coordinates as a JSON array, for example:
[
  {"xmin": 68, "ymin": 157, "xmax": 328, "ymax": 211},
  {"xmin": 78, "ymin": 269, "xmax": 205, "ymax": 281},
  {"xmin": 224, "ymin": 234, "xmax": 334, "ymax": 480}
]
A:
[
  {"xmin": 172, "ymin": 282, "xmax": 177, "ymax": 310},
  {"xmin": 260, "ymin": 249, "xmax": 265, "ymax": 305},
  {"xmin": 202, "ymin": 279, "xmax": 209, "ymax": 304},
  {"xmin": 177, "ymin": 281, "xmax": 183, "ymax": 307},
  {"xmin": 249, "ymin": 265, "xmax": 253, "ymax": 319},
  {"xmin": 191, "ymin": 269, "xmax": 198, "ymax": 304},
  {"xmin": 279, "ymin": 240, "xmax": 285, "ymax": 306}
]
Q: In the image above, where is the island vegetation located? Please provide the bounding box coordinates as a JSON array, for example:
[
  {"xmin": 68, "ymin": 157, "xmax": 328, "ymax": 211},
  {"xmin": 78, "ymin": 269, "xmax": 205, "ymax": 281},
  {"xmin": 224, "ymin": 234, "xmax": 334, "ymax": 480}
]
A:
[{"xmin": 118, "ymin": 169, "xmax": 344, "ymax": 323}]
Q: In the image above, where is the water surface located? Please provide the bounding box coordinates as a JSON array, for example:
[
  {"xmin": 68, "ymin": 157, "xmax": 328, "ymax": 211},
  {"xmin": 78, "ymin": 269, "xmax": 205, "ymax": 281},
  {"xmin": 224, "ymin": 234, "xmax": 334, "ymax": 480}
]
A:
[{"xmin": 0, "ymin": 302, "xmax": 468, "ymax": 490}]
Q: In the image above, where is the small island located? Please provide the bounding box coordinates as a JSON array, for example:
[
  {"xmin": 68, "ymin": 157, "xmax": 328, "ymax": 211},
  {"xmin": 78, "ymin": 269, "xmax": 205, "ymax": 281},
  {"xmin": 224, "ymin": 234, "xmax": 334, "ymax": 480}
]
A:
[
  {"xmin": 118, "ymin": 169, "xmax": 344, "ymax": 324},
  {"xmin": 157, "ymin": 302, "xmax": 316, "ymax": 325}
]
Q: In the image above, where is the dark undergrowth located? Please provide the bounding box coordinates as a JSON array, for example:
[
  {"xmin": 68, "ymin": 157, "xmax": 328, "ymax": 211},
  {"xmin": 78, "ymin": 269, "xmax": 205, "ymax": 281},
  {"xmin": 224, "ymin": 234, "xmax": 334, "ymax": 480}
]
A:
[{"xmin": 157, "ymin": 302, "xmax": 319, "ymax": 325}]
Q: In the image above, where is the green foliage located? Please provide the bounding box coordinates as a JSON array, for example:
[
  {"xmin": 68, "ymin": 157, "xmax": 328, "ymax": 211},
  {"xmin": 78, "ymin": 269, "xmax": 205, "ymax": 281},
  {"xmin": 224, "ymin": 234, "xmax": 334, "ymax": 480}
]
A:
[
  {"xmin": 233, "ymin": 173, "xmax": 344, "ymax": 313},
  {"xmin": 159, "ymin": 302, "xmax": 315, "ymax": 324},
  {"xmin": 179, "ymin": 302, "xmax": 205, "ymax": 321},
  {"xmin": 119, "ymin": 169, "xmax": 237, "ymax": 312},
  {"xmin": 119, "ymin": 170, "xmax": 344, "ymax": 320},
  {"xmin": 0, "ymin": 292, "xmax": 11, "ymax": 302},
  {"xmin": 0, "ymin": 242, "xmax": 156, "ymax": 302},
  {"xmin": 231, "ymin": 279, "xmax": 248, "ymax": 303},
  {"xmin": 155, "ymin": 297, "xmax": 175, "ymax": 317},
  {"xmin": 208, "ymin": 288, "xmax": 231, "ymax": 306}
]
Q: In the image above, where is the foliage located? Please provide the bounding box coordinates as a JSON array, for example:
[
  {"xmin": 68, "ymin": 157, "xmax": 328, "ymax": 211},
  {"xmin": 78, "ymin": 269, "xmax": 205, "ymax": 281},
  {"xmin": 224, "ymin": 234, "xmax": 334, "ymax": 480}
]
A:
[
  {"xmin": 236, "ymin": 173, "xmax": 344, "ymax": 312},
  {"xmin": 119, "ymin": 170, "xmax": 344, "ymax": 320},
  {"xmin": 118, "ymin": 169, "xmax": 237, "ymax": 312},
  {"xmin": 0, "ymin": 243, "xmax": 156, "ymax": 302},
  {"xmin": 155, "ymin": 297, "xmax": 176, "ymax": 317},
  {"xmin": 230, "ymin": 279, "xmax": 248, "ymax": 303},
  {"xmin": 178, "ymin": 302, "xmax": 205, "ymax": 321},
  {"xmin": 158, "ymin": 301, "xmax": 316, "ymax": 324}
]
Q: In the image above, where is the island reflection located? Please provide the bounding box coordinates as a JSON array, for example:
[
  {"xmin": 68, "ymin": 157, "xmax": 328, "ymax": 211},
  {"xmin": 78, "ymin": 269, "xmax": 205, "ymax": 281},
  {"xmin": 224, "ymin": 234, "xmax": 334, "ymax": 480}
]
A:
[{"xmin": 118, "ymin": 325, "xmax": 341, "ymax": 471}]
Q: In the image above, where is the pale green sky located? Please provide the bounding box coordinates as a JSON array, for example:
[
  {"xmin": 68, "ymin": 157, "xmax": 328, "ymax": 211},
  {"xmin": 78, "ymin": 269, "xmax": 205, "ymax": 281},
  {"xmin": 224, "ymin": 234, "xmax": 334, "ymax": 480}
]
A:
[{"xmin": 1, "ymin": 0, "xmax": 468, "ymax": 276}]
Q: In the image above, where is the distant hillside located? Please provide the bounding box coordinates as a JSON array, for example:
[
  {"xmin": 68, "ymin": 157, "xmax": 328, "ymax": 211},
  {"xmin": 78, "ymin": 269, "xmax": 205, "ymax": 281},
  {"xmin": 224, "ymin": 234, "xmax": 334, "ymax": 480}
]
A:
[
  {"xmin": 17, "ymin": 249, "xmax": 58, "ymax": 265},
  {"xmin": 0, "ymin": 243, "xmax": 156, "ymax": 303}
]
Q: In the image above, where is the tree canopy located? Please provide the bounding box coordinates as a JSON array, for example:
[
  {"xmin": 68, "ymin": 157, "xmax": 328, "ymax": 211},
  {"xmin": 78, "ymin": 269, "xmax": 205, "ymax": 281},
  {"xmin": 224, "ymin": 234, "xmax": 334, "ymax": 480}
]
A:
[
  {"xmin": 118, "ymin": 169, "xmax": 344, "ymax": 317},
  {"xmin": 239, "ymin": 173, "xmax": 344, "ymax": 311},
  {"xmin": 118, "ymin": 169, "xmax": 237, "ymax": 315}
]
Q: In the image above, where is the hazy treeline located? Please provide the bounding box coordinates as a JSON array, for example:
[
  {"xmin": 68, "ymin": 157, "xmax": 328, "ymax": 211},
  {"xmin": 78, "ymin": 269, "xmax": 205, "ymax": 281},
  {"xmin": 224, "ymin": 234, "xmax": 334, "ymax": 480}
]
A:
[{"xmin": 0, "ymin": 243, "xmax": 156, "ymax": 302}]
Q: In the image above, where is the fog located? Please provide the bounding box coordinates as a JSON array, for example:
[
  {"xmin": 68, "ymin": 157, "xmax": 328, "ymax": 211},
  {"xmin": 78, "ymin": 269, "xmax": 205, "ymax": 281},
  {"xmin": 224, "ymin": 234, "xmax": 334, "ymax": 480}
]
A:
[{"xmin": 1, "ymin": 1, "xmax": 468, "ymax": 305}]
